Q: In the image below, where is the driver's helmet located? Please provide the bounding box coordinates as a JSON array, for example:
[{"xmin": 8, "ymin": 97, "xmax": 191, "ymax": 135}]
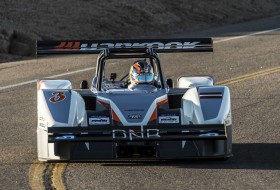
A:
[{"xmin": 129, "ymin": 60, "xmax": 154, "ymax": 85}]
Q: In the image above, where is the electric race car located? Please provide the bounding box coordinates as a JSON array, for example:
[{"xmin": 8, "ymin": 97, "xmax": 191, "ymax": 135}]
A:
[{"xmin": 36, "ymin": 38, "xmax": 232, "ymax": 161}]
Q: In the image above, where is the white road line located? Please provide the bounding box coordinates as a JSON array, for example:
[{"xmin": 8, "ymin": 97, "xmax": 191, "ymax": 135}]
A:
[
  {"xmin": 214, "ymin": 28, "xmax": 280, "ymax": 43},
  {"xmin": 0, "ymin": 67, "xmax": 95, "ymax": 91},
  {"xmin": 46, "ymin": 67, "xmax": 95, "ymax": 79},
  {"xmin": 1, "ymin": 27, "xmax": 279, "ymax": 91}
]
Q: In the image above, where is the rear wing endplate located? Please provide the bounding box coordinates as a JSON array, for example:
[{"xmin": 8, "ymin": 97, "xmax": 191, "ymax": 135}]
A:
[{"xmin": 37, "ymin": 38, "xmax": 213, "ymax": 55}]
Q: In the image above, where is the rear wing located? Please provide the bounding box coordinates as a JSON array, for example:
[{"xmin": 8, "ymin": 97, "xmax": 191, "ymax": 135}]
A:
[{"xmin": 36, "ymin": 38, "xmax": 213, "ymax": 55}]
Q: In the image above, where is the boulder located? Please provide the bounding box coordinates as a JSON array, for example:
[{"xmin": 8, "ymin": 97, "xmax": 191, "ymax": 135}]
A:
[
  {"xmin": 0, "ymin": 28, "xmax": 13, "ymax": 53},
  {"xmin": 9, "ymin": 30, "xmax": 39, "ymax": 56},
  {"xmin": 9, "ymin": 40, "xmax": 33, "ymax": 56}
]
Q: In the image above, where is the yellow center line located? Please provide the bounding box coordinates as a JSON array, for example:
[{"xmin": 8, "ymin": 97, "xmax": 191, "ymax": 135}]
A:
[
  {"xmin": 217, "ymin": 66, "xmax": 280, "ymax": 85},
  {"xmin": 51, "ymin": 163, "xmax": 67, "ymax": 190},
  {"xmin": 29, "ymin": 161, "xmax": 46, "ymax": 190}
]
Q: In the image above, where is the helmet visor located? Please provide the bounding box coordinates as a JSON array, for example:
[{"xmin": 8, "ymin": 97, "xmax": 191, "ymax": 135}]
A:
[{"xmin": 133, "ymin": 73, "xmax": 154, "ymax": 83}]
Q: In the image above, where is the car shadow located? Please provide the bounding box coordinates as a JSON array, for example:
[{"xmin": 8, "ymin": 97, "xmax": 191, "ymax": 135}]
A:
[{"xmin": 98, "ymin": 143, "xmax": 280, "ymax": 170}]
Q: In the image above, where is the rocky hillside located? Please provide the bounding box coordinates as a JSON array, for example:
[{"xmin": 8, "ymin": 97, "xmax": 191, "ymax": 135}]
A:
[{"xmin": 0, "ymin": 0, "xmax": 280, "ymax": 62}]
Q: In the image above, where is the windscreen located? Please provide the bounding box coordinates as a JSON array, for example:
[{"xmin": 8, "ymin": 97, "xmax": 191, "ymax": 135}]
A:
[{"xmin": 101, "ymin": 58, "xmax": 160, "ymax": 90}]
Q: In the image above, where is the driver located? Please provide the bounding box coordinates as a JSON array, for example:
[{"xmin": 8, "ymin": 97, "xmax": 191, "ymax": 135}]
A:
[{"xmin": 128, "ymin": 60, "xmax": 155, "ymax": 90}]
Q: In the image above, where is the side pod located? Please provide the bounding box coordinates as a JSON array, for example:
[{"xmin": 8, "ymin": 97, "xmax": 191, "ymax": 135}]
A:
[
  {"xmin": 181, "ymin": 86, "xmax": 232, "ymax": 157},
  {"xmin": 181, "ymin": 86, "xmax": 231, "ymax": 125},
  {"xmin": 37, "ymin": 80, "xmax": 87, "ymax": 161}
]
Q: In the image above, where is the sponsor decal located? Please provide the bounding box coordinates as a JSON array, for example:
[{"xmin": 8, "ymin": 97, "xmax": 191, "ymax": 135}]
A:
[
  {"xmin": 112, "ymin": 126, "xmax": 160, "ymax": 141},
  {"xmin": 124, "ymin": 109, "xmax": 144, "ymax": 112},
  {"xmin": 55, "ymin": 135, "xmax": 76, "ymax": 140},
  {"xmin": 128, "ymin": 114, "xmax": 142, "ymax": 119},
  {"xmin": 199, "ymin": 133, "xmax": 219, "ymax": 137},
  {"xmin": 89, "ymin": 116, "xmax": 110, "ymax": 125},
  {"xmin": 49, "ymin": 92, "xmax": 66, "ymax": 103},
  {"xmin": 55, "ymin": 41, "xmax": 200, "ymax": 51},
  {"xmin": 39, "ymin": 117, "xmax": 45, "ymax": 121},
  {"xmin": 39, "ymin": 122, "xmax": 46, "ymax": 128},
  {"xmin": 158, "ymin": 115, "xmax": 180, "ymax": 124}
]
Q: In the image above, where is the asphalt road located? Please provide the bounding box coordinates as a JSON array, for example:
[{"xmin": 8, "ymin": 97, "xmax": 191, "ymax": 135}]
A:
[{"xmin": 0, "ymin": 16, "xmax": 279, "ymax": 190}]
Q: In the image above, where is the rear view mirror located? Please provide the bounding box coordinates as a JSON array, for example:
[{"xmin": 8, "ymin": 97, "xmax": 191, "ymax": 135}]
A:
[
  {"xmin": 80, "ymin": 80, "xmax": 89, "ymax": 89},
  {"xmin": 166, "ymin": 78, "xmax": 173, "ymax": 88},
  {"xmin": 110, "ymin": 73, "xmax": 117, "ymax": 83}
]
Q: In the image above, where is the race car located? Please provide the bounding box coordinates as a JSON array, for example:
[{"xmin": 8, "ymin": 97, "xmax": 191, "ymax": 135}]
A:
[{"xmin": 36, "ymin": 38, "xmax": 232, "ymax": 161}]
